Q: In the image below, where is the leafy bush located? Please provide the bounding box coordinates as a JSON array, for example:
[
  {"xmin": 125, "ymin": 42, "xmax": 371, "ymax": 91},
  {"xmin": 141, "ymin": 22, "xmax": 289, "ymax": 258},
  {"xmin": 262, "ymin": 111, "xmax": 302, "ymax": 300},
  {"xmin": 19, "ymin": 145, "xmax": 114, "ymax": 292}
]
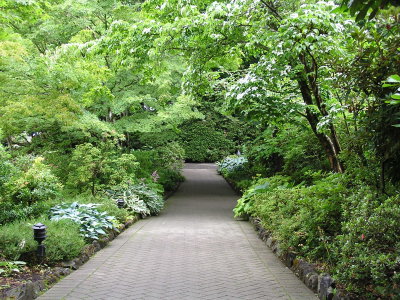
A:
[
  {"xmin": 157, "ymin": 168, "xmax": 185, "ymax": 191},
  {"xmin": 156, "ymin": 142, "xmax": 185, "ymax": 171},
  {"xmin": 67, "ymin": 143, "xmax": 138, "ymax": 194},
  {"xmin": 0, "ymin": 145, "xmax": 16, "ymax": 197},
  {"xmin": 105, "ymin": 188, "xmax": 150, "ymax": 217},
  {"xmin": 44, "ymin": 218, "xmax": 86, "ymax": 262},
  {"xmin": 0, "ymin": 201, "xmax": 55, "ymax": 225},
  {"xmin": 50, "ymin": 202, "xmax": 116, "ymax": 240},
  {"xmin": 95, "ymin": 197, "xmax": 131, "ymax": 223},
  {"xmin": 217, "ymin": 155, "xmax": 248, "ymax": 175},
  {"xmin": 0, "ymin": 221, "xmax": 36, "ymax": 261},
  {"xmin": 245, "ymin": 125, "xmax": 328, "ymax": 182},
  {"xmin": 243, "ymin": 172, "xmax": 400, "ymax": 298},
  {"xmin": 133, "ymin": 143, "xmax": 185, "ymax": 191},
  {"xmin": 334, "ymin": 195, "xmax": 400, "ymax": 298},
  {"xmin": 8, "ymin": 157, "xmax": 62, "ymax": 205},
  {"xmin": 0, "ymin": 218, "xmax": 86, "ymax": 262},
  {"xmin": 249, "ymin": 174, "xmax": 347, "ymax": 262},
  {"xmin": 217, "ymin": 155, "xmax": 253, "ymax": 190},
  {"xmin": 179, "ymin": 120, "xmax": 235, "ymax": 162},
  {"xmin": 233, "ymin": 178, "xmax": 274, "ymax": 218},
  {"xmin": 128, "ymin": 183, "xmax": 164, "ymax": 215}
]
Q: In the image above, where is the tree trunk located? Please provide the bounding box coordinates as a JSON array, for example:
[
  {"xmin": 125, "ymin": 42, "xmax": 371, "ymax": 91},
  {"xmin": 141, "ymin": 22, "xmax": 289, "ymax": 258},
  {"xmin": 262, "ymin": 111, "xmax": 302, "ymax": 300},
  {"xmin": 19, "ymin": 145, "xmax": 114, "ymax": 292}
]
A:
[{"xmin": 298, "ymin": 78, "xmax": 344, "ymax": 173}]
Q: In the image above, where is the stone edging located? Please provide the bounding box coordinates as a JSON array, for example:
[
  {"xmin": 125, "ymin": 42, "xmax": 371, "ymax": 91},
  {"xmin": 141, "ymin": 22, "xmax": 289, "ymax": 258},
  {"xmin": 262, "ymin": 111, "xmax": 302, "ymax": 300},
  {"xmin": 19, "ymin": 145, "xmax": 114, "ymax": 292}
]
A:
[
  {"xmin": 249, "ymin": 216, "xmax": 352, "ymax": 300},
  {"xmin": 3, "ymin": 216, "xmax": 140, "ymax": 300}
]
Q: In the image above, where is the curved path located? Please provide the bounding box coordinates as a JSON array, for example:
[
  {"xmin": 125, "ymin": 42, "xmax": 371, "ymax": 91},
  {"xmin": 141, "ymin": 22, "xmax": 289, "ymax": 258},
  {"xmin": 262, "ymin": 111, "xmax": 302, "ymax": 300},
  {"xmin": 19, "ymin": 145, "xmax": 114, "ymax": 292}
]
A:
[{"xmin": 39, "ymin": 164, "xmax": 316, "ymax": 300}]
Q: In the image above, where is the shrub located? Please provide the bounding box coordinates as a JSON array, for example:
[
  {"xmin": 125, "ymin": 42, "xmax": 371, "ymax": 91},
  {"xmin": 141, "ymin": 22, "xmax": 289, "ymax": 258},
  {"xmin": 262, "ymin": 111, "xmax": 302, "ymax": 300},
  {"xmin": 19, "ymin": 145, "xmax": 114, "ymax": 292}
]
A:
[
  {"xmin": 179, "ymin": 120, "xmax": 235, "ymax": 162},
  {"xmin": 104, "ymin": 188, "xmax": 150, "ymax": 217},
  {"xmin": 249, "ymin": 174, "xmax": 347, "ymax": 262},
  {"xmin": 0, "ymin": 201, "xmax": 55, "ymax": 225},
  {"xmin": 0, "ymin": 145, "xmax": 16, "ymax": 197},
  {"xmin": 217, "ymin": 155, "xmax": 253, "ymax": 190},
  {"xmin": 8, "ymin": 157, "xmax": 62, "ymax": 205},
  {"xmin": 128, "ymin": 183, "xmax": 164, "ymax": 215},
  {"xmin": 217, "ymin": 155, "xmax": 248, "ymax": 175},
  {"xmin": 132, "ymin": 143, "xmax": 185, "ymax": 191},
  {"xmin": 50, "ymin": 202, "xmax": 116, "ymax": 240},
  {"xmin": 96, "ymin": 197, "xmax": 131, "ymax": 223},
  {"xmin": 67, "ymin": 143, "xmax": 138, "ymax": 194},
  {"xmin": 233, "ymin": 178, "xmax": 272, "ymax": 218},
  {"xmin": 245, "ymin": 125, "xmax": 328, "ymax": 182},
  {"xmin": 156, "ymin": 142, "xmax": 185, "ymax": 172},
  {"xmin": 334, "ymin": 195, "xmax": 400, "ymax": 298},
  {"xmin": 41, "ymin": 218, "xmax": 86, "ymax": 262},
  {"xmin": 0, "ymin": 221, "xmax": 36, "ymax": 261},
  {"xmin": 0, "ymin": 218, "xmax": 86, "ymax": 263},
  {"xmin": 133, "ymin": 150, "xmax": 156, "ymax": 179},
  {"xmin": 157, "ymin": 169, "xmax": 185, "ymax": 191}
]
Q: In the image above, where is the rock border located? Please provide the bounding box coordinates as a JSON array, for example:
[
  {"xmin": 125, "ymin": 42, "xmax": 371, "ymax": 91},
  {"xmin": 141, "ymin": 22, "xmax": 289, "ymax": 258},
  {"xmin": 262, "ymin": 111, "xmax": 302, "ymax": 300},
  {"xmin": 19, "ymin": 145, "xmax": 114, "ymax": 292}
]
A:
[
  {"xmin": 249, "ymin": 216, "xmax": 353, "ymax": 300},
  {"xmin": 3, "ymin": 216, "xmax": 140, "ymax": 300}
]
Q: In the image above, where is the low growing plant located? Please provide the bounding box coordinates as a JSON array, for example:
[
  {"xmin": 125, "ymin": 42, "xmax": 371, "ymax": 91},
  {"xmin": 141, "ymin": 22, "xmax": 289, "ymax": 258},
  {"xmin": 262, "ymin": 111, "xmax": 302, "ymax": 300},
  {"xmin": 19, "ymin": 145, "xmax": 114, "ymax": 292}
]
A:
[
  {"xmin": 0, "ymin": 261, "xmax": 26, "ymax": 277},
  {"xmin": 50, "ymin": 202, "xmax": 116, "ymax": 240},
  {"xmin": 105, "ymin": 188, "xmax": 150, "ymax": 217},
  {"xmin": 128, "ymin": 183, "xmax": 164, "ymax": 215},
  {"xmin": 217, "ymin": 155, "xmax": 248, "ymax": 175},
  {"xmin": 0, "ymin": 221, "xmax": 36, "ymax": 261}
]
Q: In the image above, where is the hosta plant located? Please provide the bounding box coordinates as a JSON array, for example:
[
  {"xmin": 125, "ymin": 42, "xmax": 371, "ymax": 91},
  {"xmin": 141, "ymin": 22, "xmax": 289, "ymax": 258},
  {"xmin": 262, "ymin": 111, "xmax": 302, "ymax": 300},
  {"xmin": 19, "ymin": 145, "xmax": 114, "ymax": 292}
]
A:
[
  {"xmin": 104, "ymin": 189, "xmax": 150, "ymax": 217},
  {"xmin": 50, "ymin": 202, "xmax": 116, "ymax": 240},
  {"xmin": 217, "ymin": 155, "xmax": 248, "ymax": 175}
]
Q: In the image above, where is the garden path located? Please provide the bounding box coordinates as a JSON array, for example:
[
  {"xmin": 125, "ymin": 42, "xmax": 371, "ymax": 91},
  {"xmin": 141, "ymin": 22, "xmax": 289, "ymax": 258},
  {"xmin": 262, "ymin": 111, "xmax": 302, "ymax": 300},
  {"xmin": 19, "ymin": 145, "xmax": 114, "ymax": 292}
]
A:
[{"xmin": 39, "ymin": 163, "xmax": 316, "ymax": 300}]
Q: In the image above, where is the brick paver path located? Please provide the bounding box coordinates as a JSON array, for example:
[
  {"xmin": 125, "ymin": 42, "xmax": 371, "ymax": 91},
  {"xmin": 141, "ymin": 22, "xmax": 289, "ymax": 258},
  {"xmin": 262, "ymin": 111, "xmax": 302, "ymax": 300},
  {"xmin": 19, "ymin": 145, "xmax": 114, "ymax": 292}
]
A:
[{"xmin": 39, "ymin": 164, "xmax": 316, "ymax": 300}]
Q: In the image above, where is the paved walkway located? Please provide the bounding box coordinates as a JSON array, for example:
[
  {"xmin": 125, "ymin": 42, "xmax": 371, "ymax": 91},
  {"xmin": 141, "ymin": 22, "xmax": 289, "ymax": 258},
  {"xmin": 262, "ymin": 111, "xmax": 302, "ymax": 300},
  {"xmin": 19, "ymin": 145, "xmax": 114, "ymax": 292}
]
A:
[{"xmin": 39, "ymin": 164, "xmax": 316, "ymax": 300}]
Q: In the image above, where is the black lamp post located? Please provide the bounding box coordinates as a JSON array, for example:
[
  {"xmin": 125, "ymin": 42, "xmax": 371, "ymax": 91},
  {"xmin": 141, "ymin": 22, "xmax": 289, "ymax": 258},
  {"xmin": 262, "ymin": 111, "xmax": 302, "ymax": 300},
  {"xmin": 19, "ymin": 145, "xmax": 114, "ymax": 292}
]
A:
[
  {"xmin": 32, "ymin": 223, "xmax": 47, "ymax": 261},
  {"xmin": 117, "ymin": 198, "xmax": 125, "ymax": 208}
]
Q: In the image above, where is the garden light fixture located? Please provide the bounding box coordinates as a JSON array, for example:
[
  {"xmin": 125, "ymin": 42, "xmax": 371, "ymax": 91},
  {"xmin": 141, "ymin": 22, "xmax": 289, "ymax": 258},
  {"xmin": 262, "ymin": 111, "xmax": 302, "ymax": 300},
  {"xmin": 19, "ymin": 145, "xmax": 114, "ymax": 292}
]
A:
[
  {"xmin": 117, "ymin": 198, "xmax": 125, "ymax": 208},
  {"xmin": 32, "ymin": 223, "xmax": 47, "ymax": 260}
]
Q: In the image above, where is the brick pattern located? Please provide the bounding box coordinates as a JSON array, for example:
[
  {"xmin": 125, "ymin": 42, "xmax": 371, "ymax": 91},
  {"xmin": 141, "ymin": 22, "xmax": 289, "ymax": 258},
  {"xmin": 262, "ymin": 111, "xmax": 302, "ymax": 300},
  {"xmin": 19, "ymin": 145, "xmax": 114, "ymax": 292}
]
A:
[{"xmin": 39, "ymin": 165, "xmax": 316, "ymax": 300}]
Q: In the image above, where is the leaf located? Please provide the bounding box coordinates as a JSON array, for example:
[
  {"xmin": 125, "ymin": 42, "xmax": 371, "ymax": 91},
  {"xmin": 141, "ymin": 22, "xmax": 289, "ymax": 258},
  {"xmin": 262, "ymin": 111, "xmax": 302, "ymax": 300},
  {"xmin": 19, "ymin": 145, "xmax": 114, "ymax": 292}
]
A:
[{"xmin": 387, "ymin": 75, "xmax": 400, "ymax": 82}]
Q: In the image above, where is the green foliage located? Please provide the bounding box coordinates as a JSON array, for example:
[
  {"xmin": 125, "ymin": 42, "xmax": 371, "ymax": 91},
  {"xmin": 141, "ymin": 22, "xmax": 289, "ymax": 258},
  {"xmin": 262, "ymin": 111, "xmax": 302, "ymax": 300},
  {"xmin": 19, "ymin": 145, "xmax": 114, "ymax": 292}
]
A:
[
  {"xmin": 217, "ymin": 155, "xmax": 248, "ymax": 175},
  {"xmin": 105, "ymin": 188, "xmax": 150, "ymax": 217},
  {"xmin": 0, "ymin": 201, "xmax": 54, "ymax": 225},
  {"xmin": 338, "ymin": 0, "xmax": 400, "ymax": 21},
  {"xmin": 44, "ymin": 218, "xmax": 86, "ymax": 262},
  {"xmin": 8, "ymin": 157, "xmax": 62, "ymax": 205},
  {"xmin": 157, "ymin": 168, "xmax": 184, "ymax": 191},
  {"xmin": 95, "ymin": 197, "xmax": 131, "ymax": 223},
  {"xmin": 0, "ymin": 0, "xmax": 400, "ymax": 295},
  {"xmin": 0, "ymin": 261, "xmax": 26, "ymax": 277},
  {"xmin": 0, "ymin": 221, "xmax": 36, "ymax": 261},
  {"xmin": 245, "ymin": 125, "xmax": 329, "ymax": 182},
  {"xmin": 125, "ymin": 183, "xmax": 164, "ymax": 216},
  {"xmin": 67, "ymin": 143, "xmax": 138, "ymax": 194},
  {"xmin": 180, "ymin": 120, "xmax": 235, "ymax": 162},
  {"xmin": 335, "ymin": 195, "xmax": 400, "ymax": 298},
  {"xmin": 241, "ymin": 172, "xmax": 400, "ymax": 297},
  {"xmin": 133, "ymin": 142, "xmax": 185, "ymax": 191},
  {"xmin": 233, "ymin": 178, "xmax": 273, "ymax": 218},
  {"xmin": 0, "ymin": 218, "xmax": 86, "ymax": 262},
  {"xmin": 217, "ymin": 155, "xmax": 254, "ymax": 190},
  {"xmin": 50, "ymin": 202, "xmax": 116, "ymax": 240},
  {"xmin": 0, "ymin": 145, "xmax": 16, "ymax": 197}
]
